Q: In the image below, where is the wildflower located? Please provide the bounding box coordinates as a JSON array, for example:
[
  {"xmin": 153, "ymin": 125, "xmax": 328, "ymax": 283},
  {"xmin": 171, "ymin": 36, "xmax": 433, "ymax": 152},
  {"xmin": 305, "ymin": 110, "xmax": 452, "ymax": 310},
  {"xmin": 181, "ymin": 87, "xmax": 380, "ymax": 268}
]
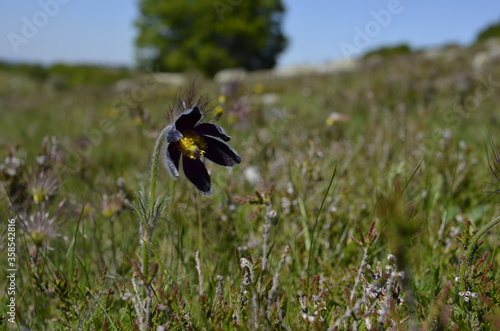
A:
[
  {"xmin": 101, "ymin": 191, "xmax": 127, "ymax": 218},
  {"xmin": 253, "ymin": 83, "xmax": 264, "ymax": 94},
  {"xmin": 28, "ymin": 170, "xmax": 60, "ymax": 204},
  {"xmin": 20, "ymin": 209, "xmax": 58, "ymax": 246},
  {"xmin": 212, "ymin": 105, "xmax": 224, "ymax": 122},
  {"xmin": 326, "ymin": 112, "xmax": 350, "ymax": 126},
  {"xmin": 0, "ymin": 154, "xmax": 22, "ymax": 177},
  {"xmin": 164, "ymin": 106, "xmax": 241, "ymax": 196}
]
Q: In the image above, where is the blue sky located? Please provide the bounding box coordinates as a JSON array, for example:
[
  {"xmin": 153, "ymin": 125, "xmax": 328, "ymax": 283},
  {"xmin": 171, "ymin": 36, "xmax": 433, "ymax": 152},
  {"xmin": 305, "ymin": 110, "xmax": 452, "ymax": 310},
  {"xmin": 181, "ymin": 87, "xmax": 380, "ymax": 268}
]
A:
[{"xmin": 0, "ymin": 0, "xmax": 499, "ymax": 68}]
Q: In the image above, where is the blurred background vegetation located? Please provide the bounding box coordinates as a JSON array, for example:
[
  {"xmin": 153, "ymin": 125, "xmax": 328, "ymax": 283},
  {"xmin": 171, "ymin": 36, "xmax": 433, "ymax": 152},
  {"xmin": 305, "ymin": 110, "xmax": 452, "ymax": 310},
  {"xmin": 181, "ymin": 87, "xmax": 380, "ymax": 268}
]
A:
[
  {"xmin": 1, "ymin": 20, "xmax": 499, "ymax": 86},
  {"xmin": 135, "ymin": 0, "xmax": 287, "ymax": 76},
  {"xmin": 1, "ymin": 8, "xmax": 500, "ymax": 331}
]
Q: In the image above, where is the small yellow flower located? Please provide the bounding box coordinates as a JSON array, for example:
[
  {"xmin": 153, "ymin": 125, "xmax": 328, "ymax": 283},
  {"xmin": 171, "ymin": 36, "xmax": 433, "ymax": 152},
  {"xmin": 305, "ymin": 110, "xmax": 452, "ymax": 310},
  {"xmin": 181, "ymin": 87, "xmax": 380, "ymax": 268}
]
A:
[
  {"xmin": 31, "ymin": 230, "xmax": 45, "ymax": 246},
  {"xmin": 228, "ymin": 113, "xmax": 238, "ymax": 125},
  {"xmin": 21, "ymin": 210, "xmax": 57, "ymax": 246},
  {"xmin": 101, "ymin": 192, "xmax": 127, "ymax": 219},
  {"xmin": 326, "ymin": 117, "xmax": 335, "ymax": 126},
  {"xmin": 105, "ymin": 108, "xmax": 120, "ymax": 119},
  {"xmin": 326, "ymin": 112, "xmax": 350, "ymax": 126},
  {"xmin": 28, "ymin": 171, "xmax": 60, "ymax": 204},
  {"xmin": 218, "ymin": 95, "xmax": 227, "ymax": 103},
  {"xmin": 32, "ymin": 188, "xmax": 47, "ymax": 204},
  {"xmin": 102, "ymin": 208, "xmax": 115, "ymax": 219},
  {"xmin": 253, "ymin": 83, "xmax": 264, "ymax": 94},
  {"xmin": 133, "ymin": 116, "xmax": 143, "ymax": 126},
  {"xmin": 213, "ymin": 105, "xmax": 224, "ymax": 121}
]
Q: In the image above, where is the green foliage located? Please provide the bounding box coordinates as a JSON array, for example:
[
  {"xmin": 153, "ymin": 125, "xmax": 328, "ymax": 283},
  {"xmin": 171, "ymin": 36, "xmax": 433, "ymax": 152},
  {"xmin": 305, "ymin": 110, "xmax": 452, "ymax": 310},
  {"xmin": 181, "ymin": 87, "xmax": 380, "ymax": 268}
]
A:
[
  {"xmin": 476, "ymin": 21, "xmax": 500, "ymax": 43},
  {"xmin": 1, "ymin": 44, "xmax": 500, "ymax": 329},
  {"xmin": 0, "ymin": 60, "xmax": 49, "ymax": 81},
  {"xmin": 46, "ymin": 64, "xmax": 131, "ymax": 88},
  {"xmin": 0, "ymin": 61, "xmax": 131, "ymax": 88},
  {"xmin": 135, "ymin": 0, "xmax": 287, "ymax": 76},
  {"xmin": 363, "ymin": 43, "xmax": 412, "ymax": 59}
]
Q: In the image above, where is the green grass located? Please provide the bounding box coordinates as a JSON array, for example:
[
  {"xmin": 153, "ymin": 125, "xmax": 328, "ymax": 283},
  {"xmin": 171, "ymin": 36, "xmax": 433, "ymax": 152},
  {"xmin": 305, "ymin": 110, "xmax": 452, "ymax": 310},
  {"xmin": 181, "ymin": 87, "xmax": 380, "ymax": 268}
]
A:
[{"xmin": 1, "ymin": 44, "xmax": 500, "ymax": 330}]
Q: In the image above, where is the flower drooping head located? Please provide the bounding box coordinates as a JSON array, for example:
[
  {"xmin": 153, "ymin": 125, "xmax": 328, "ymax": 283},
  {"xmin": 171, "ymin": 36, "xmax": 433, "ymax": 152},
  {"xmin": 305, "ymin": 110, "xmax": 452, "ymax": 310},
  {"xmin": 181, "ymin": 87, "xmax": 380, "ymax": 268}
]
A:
[{"xmin": 164, "ymin": 106, "xmax": 241, "ymax": 196}]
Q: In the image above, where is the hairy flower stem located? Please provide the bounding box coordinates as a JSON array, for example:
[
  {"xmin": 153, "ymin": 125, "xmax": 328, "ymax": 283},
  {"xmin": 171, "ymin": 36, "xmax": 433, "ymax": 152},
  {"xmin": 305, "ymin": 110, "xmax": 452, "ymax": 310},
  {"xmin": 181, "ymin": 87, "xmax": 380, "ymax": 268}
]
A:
[
  {"xmin": 459, "ymin": 215, "xmax": 500, "ymax": 290},
  {"xmin": 149, "ymin": 127, "xmax": 168, "ymax": 212},
  {"xmin": 142, "ymin": 127, "xmax": 168, "ymax": 278}
]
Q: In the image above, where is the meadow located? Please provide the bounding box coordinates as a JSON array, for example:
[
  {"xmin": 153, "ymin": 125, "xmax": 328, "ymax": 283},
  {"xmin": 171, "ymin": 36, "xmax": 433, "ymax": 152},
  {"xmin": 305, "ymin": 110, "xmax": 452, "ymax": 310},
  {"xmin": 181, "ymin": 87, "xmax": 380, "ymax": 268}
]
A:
[{"xmin": 1, "ymin": 41, "xmax": 500, "ymax": 330}]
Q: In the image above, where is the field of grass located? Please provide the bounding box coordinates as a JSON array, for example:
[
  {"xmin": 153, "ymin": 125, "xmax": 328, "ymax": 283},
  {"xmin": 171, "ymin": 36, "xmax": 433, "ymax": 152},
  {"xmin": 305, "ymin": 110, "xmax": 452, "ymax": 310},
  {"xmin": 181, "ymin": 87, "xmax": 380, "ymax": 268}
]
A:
[{"xmin": 1, "ymin": 41, "xmax": 500, "ymax": 330}]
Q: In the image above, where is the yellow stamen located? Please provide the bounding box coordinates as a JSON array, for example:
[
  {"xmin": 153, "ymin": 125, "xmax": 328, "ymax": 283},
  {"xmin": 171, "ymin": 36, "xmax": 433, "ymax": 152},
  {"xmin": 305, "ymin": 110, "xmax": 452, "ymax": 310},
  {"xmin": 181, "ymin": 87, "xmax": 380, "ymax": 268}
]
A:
[
  {"xmin": 32, "ymin": 188, "xmax": 47, "ymax": 204},
  {"xmin": 178, "ymin": 132, "xmax": 207, "ymax": 159}
]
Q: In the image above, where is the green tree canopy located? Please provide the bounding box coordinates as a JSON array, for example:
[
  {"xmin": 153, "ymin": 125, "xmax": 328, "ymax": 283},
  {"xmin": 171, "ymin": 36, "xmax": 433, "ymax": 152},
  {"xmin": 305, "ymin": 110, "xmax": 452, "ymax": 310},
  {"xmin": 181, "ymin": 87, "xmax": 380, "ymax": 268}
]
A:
[
  {"xmin": 135, "ymin": 0, "xmax": 287, "ymax": 76},
  {"xmin": 475, "ymin": 20, "xmax": 500, "ymax": 43}
]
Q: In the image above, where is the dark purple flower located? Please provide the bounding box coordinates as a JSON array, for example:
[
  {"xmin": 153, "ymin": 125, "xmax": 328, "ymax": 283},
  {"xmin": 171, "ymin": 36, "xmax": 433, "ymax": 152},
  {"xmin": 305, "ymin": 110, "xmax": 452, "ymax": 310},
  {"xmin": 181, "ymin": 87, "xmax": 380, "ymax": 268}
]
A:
[{"xmin": 164, "ymin": 106, "xmax": 241, "ymax": 196}]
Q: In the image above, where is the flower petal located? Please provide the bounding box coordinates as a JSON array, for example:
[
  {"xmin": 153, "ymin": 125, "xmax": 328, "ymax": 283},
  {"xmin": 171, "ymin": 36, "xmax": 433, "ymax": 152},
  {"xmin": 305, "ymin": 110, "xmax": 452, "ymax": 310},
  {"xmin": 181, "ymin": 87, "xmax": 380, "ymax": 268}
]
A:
[
  {"xmin": 164, "ymin": 143, "xmax": 181, "ymax": 177},
  {"xmin": 194, "ymin": 123, "xmax": 231, "ymax": 142},
  {"xmin": 166, "ymin": 127, "xmax": 183, "ymax": 143},
  {"xmin": 204, "ymin": 136, "xmax": 241, "ymax": 167},
  {"xmin": 182, "ymin": 156, "xmax": 212, "ymax": 196},
  {"xmin": 175, "ymin": 106, "xmax": 202, "ymax": 132}
]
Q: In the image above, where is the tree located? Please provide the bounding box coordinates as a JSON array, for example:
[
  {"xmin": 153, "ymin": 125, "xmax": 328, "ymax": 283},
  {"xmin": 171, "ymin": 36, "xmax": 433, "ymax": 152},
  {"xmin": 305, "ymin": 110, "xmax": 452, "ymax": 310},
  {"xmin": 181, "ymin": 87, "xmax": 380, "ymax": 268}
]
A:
[
  {"xmin": 475, "ymin": 20, "xmax": 500, "ymax": 43},
  {"xmin": 135, "ymin": 0, "xmax": 287, "ymax": 76}
]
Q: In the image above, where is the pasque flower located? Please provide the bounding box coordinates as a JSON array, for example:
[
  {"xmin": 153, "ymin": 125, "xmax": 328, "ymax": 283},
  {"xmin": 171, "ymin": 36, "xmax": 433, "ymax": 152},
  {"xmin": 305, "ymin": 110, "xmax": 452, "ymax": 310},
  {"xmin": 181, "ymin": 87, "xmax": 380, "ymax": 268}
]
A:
[{"xmin": 164, "ymin": 106, "xmax": 241, "ymax": 196}]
